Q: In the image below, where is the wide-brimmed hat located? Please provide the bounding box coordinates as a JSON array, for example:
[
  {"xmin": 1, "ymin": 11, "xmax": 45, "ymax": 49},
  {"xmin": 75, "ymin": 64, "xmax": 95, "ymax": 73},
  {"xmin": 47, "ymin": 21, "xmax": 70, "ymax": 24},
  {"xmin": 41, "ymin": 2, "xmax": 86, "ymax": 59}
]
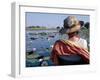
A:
[{"xmin": 63, "ymin": 16, "xmax": 81, "ymax": 34}]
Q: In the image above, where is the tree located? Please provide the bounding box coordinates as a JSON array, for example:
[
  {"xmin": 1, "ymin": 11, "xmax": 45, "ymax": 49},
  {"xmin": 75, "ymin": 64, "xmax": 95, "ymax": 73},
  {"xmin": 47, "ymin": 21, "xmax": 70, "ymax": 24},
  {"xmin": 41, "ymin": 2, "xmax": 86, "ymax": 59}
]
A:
[
  {"xmin": 84, "ymin": 22, "xmax": 90, "ymax": 29},
  {"xmin": 36, "ymin": 26, "xmax": 40, "ymax": 28}
]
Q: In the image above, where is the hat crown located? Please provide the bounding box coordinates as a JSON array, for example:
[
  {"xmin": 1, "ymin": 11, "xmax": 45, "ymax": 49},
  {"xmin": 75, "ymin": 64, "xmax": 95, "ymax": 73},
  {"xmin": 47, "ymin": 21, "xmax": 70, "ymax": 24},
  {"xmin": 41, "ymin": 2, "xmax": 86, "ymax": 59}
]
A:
[{"xmin": 64, "ymin": 16, "xmax": 79, "ymax": 28}]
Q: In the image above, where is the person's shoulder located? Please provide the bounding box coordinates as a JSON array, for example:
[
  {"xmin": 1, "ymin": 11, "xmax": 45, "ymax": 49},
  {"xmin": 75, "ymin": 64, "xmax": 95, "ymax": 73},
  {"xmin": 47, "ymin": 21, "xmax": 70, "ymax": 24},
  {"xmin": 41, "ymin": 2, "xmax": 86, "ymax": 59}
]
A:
[
  {"xmin": 53, "ymin": 40, "xmax": 62, "ymax": 49},
  {"xmin": 79, "ymin": 38, "xmax": 87, "ymax": 49},
  {"xmin": 79, "ymin": 38, "xmax": 87, "ymax": 43},
  {"xmin": 54, "ymin": 39, "xmax": 64, "ymax": 45},
  {"xmin": 55, "ymin": 39, "xmax": 64, "ymax": 43}
]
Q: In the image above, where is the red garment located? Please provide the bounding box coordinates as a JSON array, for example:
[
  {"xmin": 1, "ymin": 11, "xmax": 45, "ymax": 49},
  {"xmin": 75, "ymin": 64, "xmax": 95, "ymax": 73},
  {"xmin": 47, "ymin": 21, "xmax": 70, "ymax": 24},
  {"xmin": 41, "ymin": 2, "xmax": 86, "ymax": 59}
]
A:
[{"xmin": 51, "ymin": 40, "xmax": 89, "ymax": 65}]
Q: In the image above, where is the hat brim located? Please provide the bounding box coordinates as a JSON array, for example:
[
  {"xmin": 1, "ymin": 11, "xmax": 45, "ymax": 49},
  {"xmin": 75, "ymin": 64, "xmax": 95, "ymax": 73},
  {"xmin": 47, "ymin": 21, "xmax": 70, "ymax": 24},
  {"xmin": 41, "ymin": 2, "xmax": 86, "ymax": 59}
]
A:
[{"xmin": 66, "ymin": 25, "xmax": 81, "ymax": 34}]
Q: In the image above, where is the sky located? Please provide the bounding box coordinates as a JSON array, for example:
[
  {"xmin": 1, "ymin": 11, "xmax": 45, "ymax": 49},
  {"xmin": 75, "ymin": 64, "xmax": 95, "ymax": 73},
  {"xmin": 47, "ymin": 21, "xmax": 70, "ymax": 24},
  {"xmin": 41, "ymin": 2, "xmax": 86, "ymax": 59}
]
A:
[{"xmin": 26, "ymin": 12, "xmax": 89, "ymax": 28}]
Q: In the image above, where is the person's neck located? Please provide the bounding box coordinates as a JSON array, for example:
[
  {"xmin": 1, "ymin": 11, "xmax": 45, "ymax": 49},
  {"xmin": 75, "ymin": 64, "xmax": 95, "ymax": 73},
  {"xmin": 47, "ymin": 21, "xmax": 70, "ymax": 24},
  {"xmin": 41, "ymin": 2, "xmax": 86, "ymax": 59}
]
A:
[{"xmin": 68, "ymin": 35, "xmax": 80, "ymax": 42}]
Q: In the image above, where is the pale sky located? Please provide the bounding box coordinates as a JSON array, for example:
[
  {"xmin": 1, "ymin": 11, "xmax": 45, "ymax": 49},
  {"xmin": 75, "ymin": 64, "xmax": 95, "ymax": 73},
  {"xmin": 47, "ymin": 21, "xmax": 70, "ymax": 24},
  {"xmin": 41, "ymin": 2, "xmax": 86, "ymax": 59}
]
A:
[{"xmin": 26, "ymin": 12, "xmax": 89, "ymax": 28}]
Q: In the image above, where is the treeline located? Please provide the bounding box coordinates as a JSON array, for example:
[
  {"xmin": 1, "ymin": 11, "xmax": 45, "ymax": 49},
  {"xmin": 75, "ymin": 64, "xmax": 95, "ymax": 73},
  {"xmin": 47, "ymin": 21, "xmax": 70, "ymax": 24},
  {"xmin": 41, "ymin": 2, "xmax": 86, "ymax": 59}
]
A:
[
  {"xmin": 79, "ymin": 21, "xmax": 90, "ymax": 29},
  {"xmin": 28, "ymin": 26, "xmax": 47, "ymax": 29},
  {"xmin": 27, "ymin": 21, "xmax": 89, "ymax": 30},
  {"xmin": 26, "ymin": 26, "xmax": 62, "ymax": 30}
]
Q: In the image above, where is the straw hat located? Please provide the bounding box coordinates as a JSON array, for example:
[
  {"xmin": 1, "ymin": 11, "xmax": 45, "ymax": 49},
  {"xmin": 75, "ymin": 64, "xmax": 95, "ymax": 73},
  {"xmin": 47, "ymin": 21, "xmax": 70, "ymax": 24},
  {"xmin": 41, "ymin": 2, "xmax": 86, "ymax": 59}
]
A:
[{"xmin": 63, "ymin": 16, "xmax": 81, "ymax": 34}]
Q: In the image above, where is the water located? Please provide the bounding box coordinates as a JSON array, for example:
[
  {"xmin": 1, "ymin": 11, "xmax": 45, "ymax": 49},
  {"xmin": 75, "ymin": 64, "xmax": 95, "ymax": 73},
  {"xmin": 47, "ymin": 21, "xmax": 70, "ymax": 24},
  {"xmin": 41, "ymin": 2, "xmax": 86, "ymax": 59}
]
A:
[
  {"xmin": 26, "ymin": 30, "xmax": 63, "ymax": 56},
  {"xmin": 26, "ymin": 30, "xmax": 62, "ymax": 67}
]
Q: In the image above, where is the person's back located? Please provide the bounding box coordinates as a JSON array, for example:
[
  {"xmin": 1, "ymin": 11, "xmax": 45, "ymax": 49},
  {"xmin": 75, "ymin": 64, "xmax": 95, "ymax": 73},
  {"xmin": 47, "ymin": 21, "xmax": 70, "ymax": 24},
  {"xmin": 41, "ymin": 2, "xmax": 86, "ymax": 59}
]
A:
[{"xmin": 51, "ymin": 16, "xmax": 89, "ymax": 65}]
